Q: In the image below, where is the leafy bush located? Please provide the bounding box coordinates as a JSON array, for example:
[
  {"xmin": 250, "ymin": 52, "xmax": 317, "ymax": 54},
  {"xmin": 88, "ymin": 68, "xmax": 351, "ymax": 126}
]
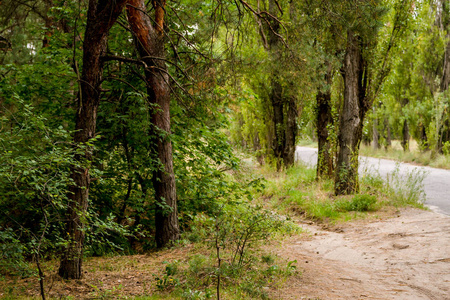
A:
[
  {"xmin": 338, "ymin": 194, "xmax": 377, "ymax": 212},
  {"xmin": 0, "ymin": 228, "xmax": 34, "ymax": 277}
]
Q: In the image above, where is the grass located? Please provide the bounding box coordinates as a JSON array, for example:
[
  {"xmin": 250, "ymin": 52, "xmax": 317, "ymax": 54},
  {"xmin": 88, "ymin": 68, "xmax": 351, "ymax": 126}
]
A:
[
  {"xmin": 1, "ymin": 148, "xmax": 429, "ymax": 300},
  {"xmin": 359, "ymin": 140, "xmax": 450, "ymax": 169},
  {"xmin": 257, "ymin": 159, "xmax": 427, "ymax": 224}
]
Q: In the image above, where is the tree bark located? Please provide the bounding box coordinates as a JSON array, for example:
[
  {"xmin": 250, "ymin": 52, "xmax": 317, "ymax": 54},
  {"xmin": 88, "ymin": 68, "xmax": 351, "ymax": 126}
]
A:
[
  {"xmin": 316, "ymin": 64, "xmax": 334, "ymax": 179},
  {"xmin": 284, "ymin": 95, "xmax": 297, "ymax": 167},
  {"xmin": 267, "ymin": 0, "xmax": 297, "ymax": 170},
  {"xmin": 372, "ymin": 107, "xmax": 380, "ymax": 150},
  {"xmin": 401, "ymin": 119, "xmax": 410, "ymax": 151},
  {"xmin": 58, "ymin": 0, "xmax": 127, "ymax": 279},
  {"xmin": 126, "ymin": 0, "xmax": 180, "ymax": 248},
  {"xmin": 335, "ymin": 30, "xmax": 368, "ymax": 195},
  {"xmin": 384, "ymin": 116, "xmax": 391, "ymax": 150},
  {"xmin": 270, "ymin": 78, "xmax": 285, "ymax": 170}
]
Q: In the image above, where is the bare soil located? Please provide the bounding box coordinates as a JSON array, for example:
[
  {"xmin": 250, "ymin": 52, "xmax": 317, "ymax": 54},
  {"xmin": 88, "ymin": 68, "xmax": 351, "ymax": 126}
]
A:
[
  {"xmin": 2, "ymin": 208, "xmax": 449, "ymax": 299},
  {"xmin": 273, "ymin": 208, "xmax": 450, "ymax": 300}
]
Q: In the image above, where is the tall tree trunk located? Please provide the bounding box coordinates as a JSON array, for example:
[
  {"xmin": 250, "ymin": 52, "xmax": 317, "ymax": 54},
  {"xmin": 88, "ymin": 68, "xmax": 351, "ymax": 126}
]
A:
[
  {"xmin": 270, "ymin": 79, "xmax": 285, "ymax": 170},
  {"xmin": 419, "ymin": 122, "xmax": 429, "ymax": 151},
  {"xmin": 384, "ymin": 116, "xmax": 391, "ymax": 150},
  {"xmin": 126, "ymin": 0, "xmax": 180, "ymax": 248},
  {"xmin": 284, "ymin": 95, "xmax": 297, "ymax": 166},
  {"xmin": 372, "ymin": 107, "xmax": 380, "ymax": 150},
  {"xmin": 58, "ymin": 0, "xmax": 127, "ymax": 279},
  {"xmin": 401, "ymin": 98, "xmax": 410, "ymax": 151},
  {"xmin": 266, "ymin": 0, "xmax": 297, "ymax": 170},
  {"xmin": 335, "ymin": 31, "xmax": 368, "ymax": 195},
  {"xmin": 316, "ymin": 64, "xmax": 334, "ymax": 178},
  {"xmin": 401, "ymin": 120, "xmax": 410, "ymax": 151}
]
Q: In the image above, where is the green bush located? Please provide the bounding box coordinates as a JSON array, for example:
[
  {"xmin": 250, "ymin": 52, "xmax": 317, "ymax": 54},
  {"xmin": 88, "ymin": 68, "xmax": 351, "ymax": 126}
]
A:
[
  {"xmin": 338, "ymin": 194, "xmax": 377, "ymax": 212},
  {"xmin": 0, "ymin": 228, "xmax": 34, "ymax": 277}
]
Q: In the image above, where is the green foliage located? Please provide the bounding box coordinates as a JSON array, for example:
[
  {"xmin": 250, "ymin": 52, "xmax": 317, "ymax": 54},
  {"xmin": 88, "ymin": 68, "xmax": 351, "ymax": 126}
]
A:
[
  {"xmin": 0, "ymin": 228, "xmax": 35, "ymax": 277},
  {"xmin": 154, "ymin": 261, "xmax": 180, "ymax": 291},
  {"xmin": 0, "ymin": 98, "xmax": 76, "ymax": 262},
  {"xmin": 385, "ymin": 164, "xmax": 427, "ymax": 207},
  {"xmin": 337, "ymin": 194, "xmax": 377, "ymax": 212},
  {"xmin": 154, "ymin": 200, "xmax": 299, "ymax": 299}
]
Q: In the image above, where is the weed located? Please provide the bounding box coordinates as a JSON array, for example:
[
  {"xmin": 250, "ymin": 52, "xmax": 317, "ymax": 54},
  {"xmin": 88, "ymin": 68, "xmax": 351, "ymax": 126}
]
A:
[
  {"xmin": 385, "ymin": 164, "xmax": 427, "ymax": 207},
  {"xmin": 154, "ymin": 261, "xmax": 180, "ymax": 291},
  {"xmin": 337, "ymin": 194, "xmax": 377, "ymax": 212},
  {"xmin": 261, "ymin": 254, "xmax": 276, "ymax": 264}
]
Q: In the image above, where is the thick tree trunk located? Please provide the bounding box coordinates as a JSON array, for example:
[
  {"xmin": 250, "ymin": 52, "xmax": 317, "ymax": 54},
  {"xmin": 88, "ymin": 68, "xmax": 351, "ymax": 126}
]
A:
[
  {"xmin": 438, "ymin": 35, "xmax": 450, "ymax": 152},
  {"xmin": 440, "ymin": 38, "xmax": 450, "ymax": 92},
  {"xmin": 335, "ymin": 31, "xmax": 368, "ymax": 195},
  {"xmin": 316, "ymin": 66, "xmax": 334, "ymax": 178},
  {"xmin": 267, "ymin": 0, "xmax": 297, "ymax": 170},
  {"xmin": 58, "ymin": 0, "xmax": 127, "ymax": 279},
  {"xmin": 126, "ymin": 0, "xmax": 179, "ymax": 248}
]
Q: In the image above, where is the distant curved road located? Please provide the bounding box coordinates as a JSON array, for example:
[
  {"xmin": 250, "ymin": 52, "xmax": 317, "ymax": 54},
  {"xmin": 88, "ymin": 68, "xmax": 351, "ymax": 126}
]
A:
[{"xmin": 295, "ymin": 147, "xmax": 450, "ymax": 216}]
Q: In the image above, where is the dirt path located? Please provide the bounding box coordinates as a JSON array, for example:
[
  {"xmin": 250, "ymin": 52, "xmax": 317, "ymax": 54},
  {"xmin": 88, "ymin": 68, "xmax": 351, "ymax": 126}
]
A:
[{"xmin": 274, "ymin": 208, "xmax": 450, "ymax": 299}]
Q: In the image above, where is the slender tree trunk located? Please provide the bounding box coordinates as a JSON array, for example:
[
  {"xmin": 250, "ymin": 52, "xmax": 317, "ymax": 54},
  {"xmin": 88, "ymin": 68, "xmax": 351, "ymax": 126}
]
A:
[
  {"xmin": 270, "ymin": 78, "xmax": 284, "ymax": 169},
  {"xmin": 283, "ymin": 96, "xmax": 297, "ymax": 166},
  {"xmin": 126, "ymin": 0, "xmax": 179, "ymax": 248},
  {"xmin": 384, "ymin": 117, "xmax": 391, "ymax": 150},
  {"xmin": 372, "ymin": 108, "xmax": 380, "ymax": 150},
  {"xmin": 335, "ymin": 31, "xmax": 368, "ymax": 195},
  {"xmin": 419, "ymin": 122, "xmax": 429, "ymax": 151},
  {"xmin": 401, "ymin": 120, "xmax": 410, "ymax": 151},
  {"xmin": 316, "ymin": 65, "xmax": 334, "ymax": 178},
  {"xmin": 58, "ymin": 0, "xmax": 127, "ymax": 279}
]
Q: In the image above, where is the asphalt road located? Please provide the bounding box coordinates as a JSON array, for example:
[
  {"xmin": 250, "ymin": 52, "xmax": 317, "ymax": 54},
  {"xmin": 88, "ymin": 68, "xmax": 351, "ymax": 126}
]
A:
[{"xmin": 295, "ymin": 146, "xmax": 450, "ymax": 216}]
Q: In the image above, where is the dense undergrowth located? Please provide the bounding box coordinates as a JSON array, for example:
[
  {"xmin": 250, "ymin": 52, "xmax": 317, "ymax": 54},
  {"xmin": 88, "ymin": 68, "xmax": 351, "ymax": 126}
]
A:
[{"xmin": 0, "ymin": 153, "xmax": 427, "ymax": 299}]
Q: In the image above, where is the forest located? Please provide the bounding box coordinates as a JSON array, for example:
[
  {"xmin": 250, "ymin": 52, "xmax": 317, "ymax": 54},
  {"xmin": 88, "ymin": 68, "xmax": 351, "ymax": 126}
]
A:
[{"xmin": 0, "ymin": 0, "xmax": 449, "ymax": 299}]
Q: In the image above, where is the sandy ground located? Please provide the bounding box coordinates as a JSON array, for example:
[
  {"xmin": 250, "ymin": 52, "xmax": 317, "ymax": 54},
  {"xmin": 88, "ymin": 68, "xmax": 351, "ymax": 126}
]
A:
[
  {"xmin": 274, "ymin": 208, "xmax": 450, "ymax": 300},
  {"xmin": 2, "ymin": 208, "xmax": 448, "ymax": 300}
]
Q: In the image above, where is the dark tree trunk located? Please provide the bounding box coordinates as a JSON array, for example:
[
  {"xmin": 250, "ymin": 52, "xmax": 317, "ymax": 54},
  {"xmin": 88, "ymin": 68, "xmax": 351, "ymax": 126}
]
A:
[
  {"xmin": 58, "ymin": 0, "xmax": 127, "ymax": 279},
  {"xmin": 126, "ymin": 0, "xmax": 180, "ymax": 248},
  {"xmin": 267, "ymin": 0, "xmax": 297, "ymax": 170},
  {"xmin": 419, "ymin": 122, "xmax": 429, "ymax": 151},
  {"xmin": 284, "ymin": 96, "xmax": 297, "ymax": 166},
  {"xmin": 384, "ymin": 117, "xmax": 391, "ymax": 150},
  {"xmin": 270, "ymin": 79, "xmax": 286, "ymax": 170},
  {"xmin": 316, "ymin": 65, "xmax": 334, "ymax": 178},
  {"xmin": 401, "ymin": 120, "xmax": 410, "ymax": 151},
  {"xmin": 400, "ymin": 98, "xmax": 410, "ymax": 152},
  {"xmin": 438, "ymin": 33, "xmax": 450, "ymax": 152},
  {"xmin": 440, "ymin": 36, "xmax": 450, "ymax": 93},
  {"xmin": 335, "ymin": 31, "xmax": 369, "ymax": 195}
]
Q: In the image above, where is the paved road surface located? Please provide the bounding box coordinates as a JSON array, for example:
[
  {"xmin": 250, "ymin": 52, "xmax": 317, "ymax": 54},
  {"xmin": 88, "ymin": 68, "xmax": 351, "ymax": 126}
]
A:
[{"xmin": 295, "ymin": 146, "xmax": 450, "ymax": 216}]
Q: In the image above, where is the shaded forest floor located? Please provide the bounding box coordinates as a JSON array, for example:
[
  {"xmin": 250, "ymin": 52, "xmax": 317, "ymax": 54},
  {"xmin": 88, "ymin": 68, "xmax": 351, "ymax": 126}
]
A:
[{"xmin": 2, "ymin": 207, "xmax": 449, "ymax": 299}]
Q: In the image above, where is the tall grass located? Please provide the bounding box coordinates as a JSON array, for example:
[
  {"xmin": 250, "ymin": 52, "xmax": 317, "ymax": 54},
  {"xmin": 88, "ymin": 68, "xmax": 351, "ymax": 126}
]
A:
[{"xmin": 260, "ymin": 159, "xmax": 427, "ymax": 223}]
